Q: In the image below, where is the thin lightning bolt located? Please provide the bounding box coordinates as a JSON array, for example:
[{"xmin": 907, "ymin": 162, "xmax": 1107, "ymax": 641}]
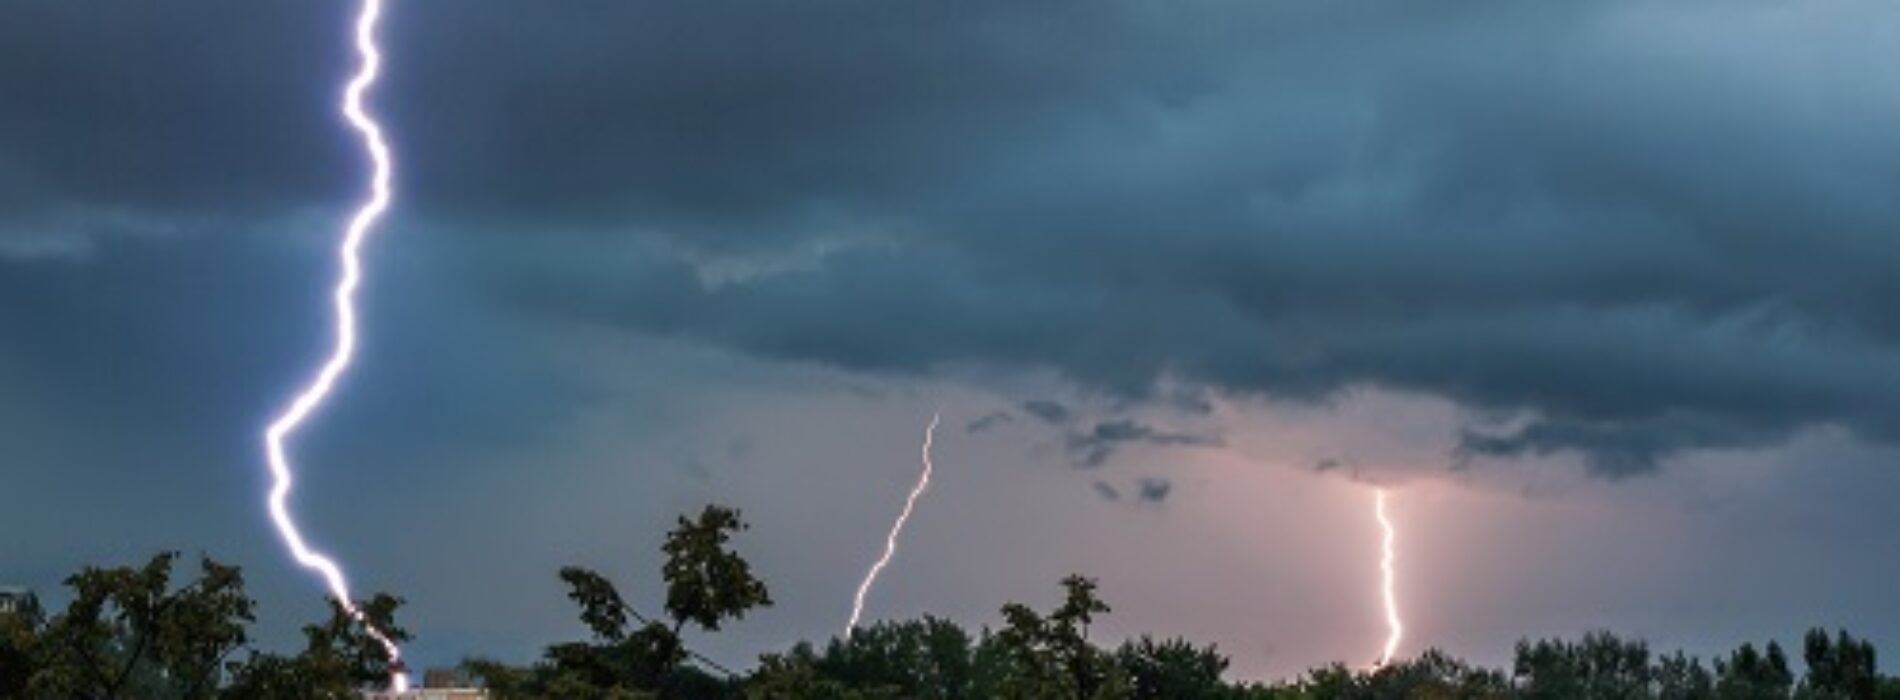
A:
[
  {"xmin": 846, "ymin": 410, "xmax": 942, "ymax": 638},
  {"xmin": 260, "ymin": 0, "xmax": 407, "ymax": 691},
  {"xmin": 1374, "ymin": 489, "xmax": 1403, "ymax": 668}
]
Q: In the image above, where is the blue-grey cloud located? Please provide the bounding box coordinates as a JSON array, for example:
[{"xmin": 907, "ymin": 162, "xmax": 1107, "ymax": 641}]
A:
[
  {"xmin": 1136, "ymin": 478, "xmax": 1172, "ymax": 504},
  {"xmin": 1021, "ymin": 400, "xmax": 1074, "ymax": 426},
  {"xmin": 8, "ymin": 0, "xmax": 1900, "ymax": 481},
  {"xmin": 1065, "ymin": 420, "xmax": 1222, "ymax": 468},
  {"xmin": 965, "ymin": 411, "xmax": 1013, "ymax": 434}
]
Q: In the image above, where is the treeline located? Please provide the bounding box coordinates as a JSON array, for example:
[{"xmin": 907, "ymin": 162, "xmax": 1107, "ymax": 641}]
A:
[
  {"xmin": 0, "ymin": 552, "xmax": 404, "ymax": 698},
  {"xmin": 3, "ymin": 504, "xmax": 1896, "ymax": 699}
]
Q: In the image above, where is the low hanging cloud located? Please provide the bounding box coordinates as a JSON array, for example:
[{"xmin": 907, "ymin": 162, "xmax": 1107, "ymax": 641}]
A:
[
  {"xmin": 1090, "ymin": 478, "xmax": 1173, "ymax": 504},
  {"xmin": 1135, "ymin": 478, "xmax": 1173, "ymax": 504},
  {"xmin": 1065, "ymin": 419, "xmax": 1222, "ymax": 468},
  {"xmin": 965, "ymin": 411, "xmax": 1014, "ymax": 434},
  {"xmin": 1020, "ymin": 400, "xmax": 1074, "ymax": 426}
]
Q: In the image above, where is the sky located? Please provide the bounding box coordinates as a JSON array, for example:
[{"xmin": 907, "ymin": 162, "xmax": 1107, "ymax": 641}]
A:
[{"xmin": 4, "ymin": 0, "xmax": 1900, "ymax": 680}]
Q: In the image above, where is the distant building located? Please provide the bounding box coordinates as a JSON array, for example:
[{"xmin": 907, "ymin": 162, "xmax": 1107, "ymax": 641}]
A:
[
  {"xmin": 359, "ymin": 668, "xmax": 487, "ymax": 700},
  {"xmin": 0, "ymin": 586, "xmax": 35, "ymax": 617},
  {"xmin": 422, "ymin": 669, "xmax": 461, "ymax": 689},
  {"xmin": 359, "ymin": 690, "xmax": 486, "ymax": 700}
]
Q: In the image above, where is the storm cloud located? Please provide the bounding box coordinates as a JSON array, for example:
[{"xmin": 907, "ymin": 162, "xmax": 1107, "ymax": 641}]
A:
[
  {"xmin": 1065, "ymin": 419, "xmax": 1223, "ymax": 468},
  {"xmin": 1021, "ymin": 400, "xmax": 1074, "ymax": 426},
  {"xmin": 7, "ymin": 0, "xmax": 1900, "ymax": 480},
  {"xmin": 1135, "ymin": 478, "xmax": 1173, "ymax": 504},
  {"xmin": 965, "ymin": 411, "xmax": 1014, "ymax": 434}
]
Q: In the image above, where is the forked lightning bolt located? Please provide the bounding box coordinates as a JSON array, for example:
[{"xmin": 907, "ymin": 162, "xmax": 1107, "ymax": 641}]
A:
[
  {"xmin": 846, "ymin": 411, "xmax": 942, "ymax": 637},
  {"xmin": 260, "ymin": 0, "xmax": 408, "ymax": 691},
  {"xmin": 1374, "ymin": 489, "xmax": 1403, "ymax": 668}
]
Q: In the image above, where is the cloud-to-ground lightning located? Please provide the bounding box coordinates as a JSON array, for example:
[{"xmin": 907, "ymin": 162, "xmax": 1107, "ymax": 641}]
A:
[
  {"xmin": 259, "ymin": 0, "xmax": 407, "ymax": 691},
  {"xmin": 846, "ymin": 411, "xmax": 942, "ymax": 638},
  {"xmin": 1373, "ymin": 489, "xmax": 1403, "ymax": 668}
]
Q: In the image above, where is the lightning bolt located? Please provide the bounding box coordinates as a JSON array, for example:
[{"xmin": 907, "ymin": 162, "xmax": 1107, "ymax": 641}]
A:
[
  {"xmin": 845, "ymin": 410, "xmax": 942, "ymax": 638},
  {"xmin": 260, "ymin": 0, "xmax": 407, "ymax": 691},
  {"xmin": 1373, "ymin": 488, "xmax": 1403, "ymax": 668}
]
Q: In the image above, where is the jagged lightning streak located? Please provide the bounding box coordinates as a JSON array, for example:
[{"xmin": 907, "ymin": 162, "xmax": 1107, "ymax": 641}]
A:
[
  {"xmin": 845, "ymin": 411, "xmax": 942, "ymax": 638},
  {"xmin": 260, "ymin": 0, "xmax": 408, "ymax": 691},
  {"xmin": 1373, "ymin": 489, "xmax": 1403, "ymax": 668}
]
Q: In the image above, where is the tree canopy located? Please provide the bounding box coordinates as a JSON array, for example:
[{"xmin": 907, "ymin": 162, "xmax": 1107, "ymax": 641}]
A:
[
  {"xmin": 7, "ymin": 506, "xmax": 1899, "ymax": 699},
  {"xmin": 0, "ymin": 552, "xmax": 404, "ymax": 699}
]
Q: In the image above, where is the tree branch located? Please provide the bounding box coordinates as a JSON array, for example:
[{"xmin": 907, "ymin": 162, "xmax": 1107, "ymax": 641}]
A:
[{"xmin": 615, "ymin": 599, "xmax": 737, "ymax": 680}]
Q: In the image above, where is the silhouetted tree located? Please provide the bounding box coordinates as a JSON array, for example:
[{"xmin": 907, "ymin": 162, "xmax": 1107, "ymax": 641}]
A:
[
  {"xmin": 1514, "ymin": 631, "xmax": 1651, "ymax": 699},
  {"xmin": 1798, "ymin": 629, "xmax": 1877, "ymax": 699},
  {"xmin": 1115, "ymin": 636, "xmax": 1232, "ymax": 699},
  {"xmin": 749, "ymin": 617, "xmax": 979, "ymax": 699},
  {"xmin": 1714, "ymin": 641, "xmax": 1794, "ymax": 700},
  {"xmin": 1372, "ymin": 648, "xmax": 1511, "ymax": 699},
  {"xmin": 1276, "ymin": 649, "xmax": 1508, "ymax": 699},
  {"xmin": 1286, "ymin": 662, "xmax": 1359, "ymax": 699},
  {"xmin": 0, "ymin": 590, "xmax": 43, "ymax": 699},
  {"xmin": 748, "ymin": 644, "xmax": 855, "ymax": 699},
  {"xmin": 22, "ymin": 552, "xmax": 255, "ymax": 699},
  {"xmin": 663, "ymin": 505, "xmax": 773, "ymax": 636},
  {"xmin": 465, "ymin": 504, "xmax": 769, "ymax": 699},
  {"xmin": 988, "ymin": 575, "xmax": 1127, "ymax": 699},
  {"xmin": 1654, "ymin": 650, "xmax": 1715, "ymax": 700},
  {"xmin": 221, "ymin": 592, "xmax": 412, "ymax": 698},
  {"xmin": 17, "ymin": 536, "xmax": 1900, "ymax": 700}
]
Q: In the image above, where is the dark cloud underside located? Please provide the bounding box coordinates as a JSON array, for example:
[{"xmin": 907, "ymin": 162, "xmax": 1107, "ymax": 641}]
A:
[{"xmin": 6, "ymin": 1, "xmax": 1900, "ymax": 475}]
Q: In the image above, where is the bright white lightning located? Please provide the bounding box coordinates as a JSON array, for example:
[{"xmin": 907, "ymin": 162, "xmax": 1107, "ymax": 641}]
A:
[
  {"xmin": 1373, "ymin": 489, "xmax": 1403, "ymax": 668},
  {"xmin": 845, "ymin": 411, "xmax": 942, "ymax": 638},
  {"xmin": 260, "ymin": 0, "xmax": 408, "ymax": 691}
]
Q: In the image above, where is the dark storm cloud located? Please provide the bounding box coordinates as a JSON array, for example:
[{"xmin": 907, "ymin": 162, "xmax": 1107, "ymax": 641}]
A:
[
  {"xmin": 1020, "ymin": 400, "xmax": 1074, "ymax": 426},
  {"xmin": 1456, "ymin": 413, "xmax": 1793, "ymax": 478},
  {"xmin": 0, "ymin": 3, "xmax": 353, "ymax": 254},
  {"xmin": 1160, "ymin": 389, "xmax": 1215, "ymax": 417},
  {"xmin": 1135, "ymin": 478, "xmax": 1172, "ymax": 504},
  {"xmin": 0, "ymin": 227, "xmax": 583, "ymax": 493},
  {"xmin": 7, "ymin": 1, "xmax": 1900, "ymax": 476},
  {"xmin": 966, "ymin": 411, "xmax": 1013, "ymax": 434},
  {"xmin": 1065, "ymin": 420, "xmax": 1222, "ymax": 468},
  {"xmin": 1087, "ymin": 477, "xmax": 1171, "ymax": 505}
]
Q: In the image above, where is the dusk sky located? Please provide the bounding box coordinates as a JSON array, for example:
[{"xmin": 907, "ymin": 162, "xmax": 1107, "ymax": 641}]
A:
[{"xmin": 4, "ymin": 0, "xmax": 1900, "ymax": 680}]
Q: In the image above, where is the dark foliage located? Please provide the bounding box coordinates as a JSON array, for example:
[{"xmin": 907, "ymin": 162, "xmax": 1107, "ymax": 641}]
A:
[
  {"xmin": 8, "ymin": 508, "xmax": 1900, "ymax": 700},
  {"xmin": 0, "ymin": 552, "xmax": 403, "ymax": 700}
]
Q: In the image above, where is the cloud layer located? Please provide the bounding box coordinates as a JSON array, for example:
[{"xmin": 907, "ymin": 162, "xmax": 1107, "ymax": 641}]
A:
[{"xmin": 7, "ymin": 2, "xmax": 1900, "ymax": 481}]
